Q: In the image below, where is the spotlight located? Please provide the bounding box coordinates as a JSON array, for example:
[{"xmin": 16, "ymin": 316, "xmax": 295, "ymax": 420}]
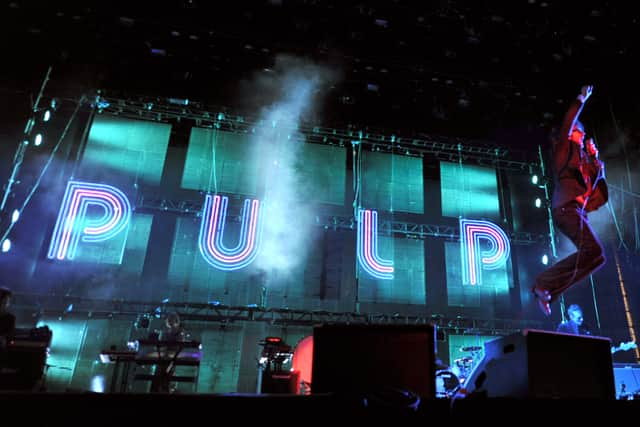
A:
[
  {"xmin": 96, "ymin": 100, "xmax": 110, "ymax": 110},
  {"xmin": 1, "ymin": 238, "xmax": 11, "ymax": 253},
  {"xmin": 43, "ymin": 110, "xmax": 51, "ymax": 122},
  {"xmin": 168, "ymin": 97, "xmax": 189, "ymax": 106},
  {"xmin": 534, "ymin": 198, "xmax": 542, "ymax": 208},
  {"xmin": 531, "ymin": 174, "xmax": 539, "ymax": 185},
  {"xmin": 541, "ymin": 254, "xmax": 549, "ymax": 265},
  {"xmin": 11, "ymin": 209, "xmax": 19, "ymax": 223},
  {"xmin": 34, "ymin": 133, "xmax": 43, "ymax": 146}
]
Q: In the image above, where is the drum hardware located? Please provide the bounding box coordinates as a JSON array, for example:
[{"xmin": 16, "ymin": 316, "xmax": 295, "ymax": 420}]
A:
[{"xmin": 435, "ymin": 369, "xmax": 461, "ymax": 398}]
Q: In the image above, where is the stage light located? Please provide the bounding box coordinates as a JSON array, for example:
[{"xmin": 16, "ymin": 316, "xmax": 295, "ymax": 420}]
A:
[
  {"xmin": 90, "ymin": 375, "xmax": 106, "ymax": 393},
  {"xmin": 531, "ymin": 174, "xmax": 539, "ymax": 185},
  {"xmin": 96, "ymin": 100, "xmax": 110, "ymax": 110},
  {"xmin": 1, "ymin": 238, "xmax": 11, "ymax": 253},
  {"xmin": 11, "ymin": 209, "xmax": 19, "ymax": 223},
  {"xmin": 541, "ymin": 254, "xmax": 549, "ymax": 265},
  {"xmin": 34, "ymin": 133, "xmax": 43, "ymax": 146},
  {"xmin": 43, "ymin": 110, "xmax": 51, "ymax": 122},
  {"xmin": 535, "ymin": 197, "xmax": 542, "ymax": 208},
  {"xmin": 168, "ymin": 97, "xmax": 189, "ymax": 106}
]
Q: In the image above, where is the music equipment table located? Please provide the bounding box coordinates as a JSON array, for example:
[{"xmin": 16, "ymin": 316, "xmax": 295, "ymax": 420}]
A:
[
  {"xmin": 100, "ymin": 340, "xmax": 201, "ymax": 393},
  {"xmin": 1, "ymin": 327, "xmax": 52, "ymax": 390}
]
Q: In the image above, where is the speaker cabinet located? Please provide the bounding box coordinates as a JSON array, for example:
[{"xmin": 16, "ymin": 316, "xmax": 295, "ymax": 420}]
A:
[
  {"xmin": 261, "ymin": 370, "xmax": 300, "ymax": 394},
  {"xmin": 311, "ymin": 324, "xmax": 435, "ymax": 398},
  {"xmin": 467, "ymin": 329, "xmax": 615, "ymax": 399}
]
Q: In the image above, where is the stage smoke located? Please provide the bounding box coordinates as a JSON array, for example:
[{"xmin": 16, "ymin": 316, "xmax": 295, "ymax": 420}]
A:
[{"xmin": 243, "ymin": 54, "xmax": 338, "ymax": 279}]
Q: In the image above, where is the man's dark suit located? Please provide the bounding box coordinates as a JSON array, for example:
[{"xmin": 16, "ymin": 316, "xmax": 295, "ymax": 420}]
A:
[
  {"xmin": 533, "ymin": 97, "xmax": 608, "ymax": 303},
  {"xmin": 556, "ymin": 320, "xmax": 591, "ymax": 336}
]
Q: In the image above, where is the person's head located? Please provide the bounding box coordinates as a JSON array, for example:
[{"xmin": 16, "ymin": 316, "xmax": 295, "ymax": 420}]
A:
[
  {"xmin": 567, "ymin": 304, "xmax": 584, "ymax": 325},
  {"xmin": 165, "ymin": 312, "xmax": 181, "ymax": 330},
  {"xmin": 569, "ymin": 120, "xmax": 586, "ymax": 148},
  {"xmin": 0, "ymin": 287, "xmax": 12, "ymax": 313}
]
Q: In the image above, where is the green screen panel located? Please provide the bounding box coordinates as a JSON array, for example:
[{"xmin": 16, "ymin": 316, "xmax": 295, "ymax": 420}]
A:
[
  {"xmin": 68, "ymin": 319, "xmax": 115, "ymax": 392},
  {"xmin": 358, "ymin": 236, "xmax": 426, "ymax": 304},
  {"xmin": 168, "ymin": 214, "xmax": 317, "ymax": 308},
  {"xmin": 196, "ymin": 326, "xmax": 243, "ymax": 393},
  {"xmin": 296, "ymin": 143, "xmax": 346, "ymax": 205},
  {"xmin": 37, "ymin": 318, "xmax": 86, "ymax": 391},
  {"xmin": 82, "ymin": 115, "xmax": 171, "ymax": 185},
  {"xmin": 444, "ymin": 241, "xmax": 510, "ymax": 307},
  {"xmin": 181, "ymin": 129, "xmax": 261, "ymax": 196},
  {"xmin": 73, "ymin": 212, "xmax": 152, "ymax": 267},
  {"xmin": 168, "ymin": 216, "xmax": 228, "ymax": 303},
  {"xmin": 440, "ymin": 162, "xmax": 500, "ymax": 220},
  {"xmin": 362, "ymin": 152, "xmax": 424, "ymax": 213},
  {"xmin": 120, "ymin": 213, "xmax": 153, "ymax": 274},
  {"xmin": 257, "ymin": 226, "xmax": 344, "ymax": 308}
]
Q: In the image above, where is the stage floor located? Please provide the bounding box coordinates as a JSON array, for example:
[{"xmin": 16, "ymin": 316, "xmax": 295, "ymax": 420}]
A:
[{"xmin": 1, "ymin": 391, "xmax": 638, "ymax": 422}]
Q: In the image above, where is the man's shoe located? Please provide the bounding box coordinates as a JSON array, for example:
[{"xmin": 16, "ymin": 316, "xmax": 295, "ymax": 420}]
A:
[
  {"xmin": 537, "ymin": 298, "xmax": 552, "ymax": 316},
  {"xmin": 532, "ymin": 286, "xmax": 551, "ymax": 302}
]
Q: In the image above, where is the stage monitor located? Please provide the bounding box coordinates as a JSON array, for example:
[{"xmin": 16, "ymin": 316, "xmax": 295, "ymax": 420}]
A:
[{"xmin": 311, "ymin": 324, "xmax": 436, "ymax": 398}]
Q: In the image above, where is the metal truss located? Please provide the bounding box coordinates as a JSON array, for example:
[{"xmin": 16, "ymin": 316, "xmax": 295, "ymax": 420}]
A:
[
  {"xmin": 16, "ymin": 294, "xmax": 543, "ymax": 337},
  {"xmin": 95, "ymin": 95, "xmax": 537, "ymax": 172},
  {"xmin": 136, "ymin": 196, "xmax": 547, "ymax": 245}
]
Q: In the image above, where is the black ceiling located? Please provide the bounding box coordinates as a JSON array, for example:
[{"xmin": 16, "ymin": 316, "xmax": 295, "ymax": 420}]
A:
[{"xmin": 3, "ymin": 0, "xmax": 640, "ymax": 147}]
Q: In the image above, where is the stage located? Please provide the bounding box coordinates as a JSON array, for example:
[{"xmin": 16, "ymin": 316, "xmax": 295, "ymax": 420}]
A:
[{"xmin": 1, "ymin": 391, "xmax": 638, "ymax": 423}]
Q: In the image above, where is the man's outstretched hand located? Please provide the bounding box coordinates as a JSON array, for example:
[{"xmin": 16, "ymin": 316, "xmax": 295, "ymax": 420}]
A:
[{"xmin": 579, "ymin": 85, "xmax": 593, "ymax": 103}]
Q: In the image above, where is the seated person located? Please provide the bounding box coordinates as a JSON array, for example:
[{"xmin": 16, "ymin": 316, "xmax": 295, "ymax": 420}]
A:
[
  {"xmin": 556, "ymin": 304, "xmax": 591, "ymax": 336},
  {"xmin": 161, "ymin": 312, "xmax": 186, "ymax": 342},
  {"xmin": 149, "ymin": 312, "xmax": 191, "ymax": 392}
]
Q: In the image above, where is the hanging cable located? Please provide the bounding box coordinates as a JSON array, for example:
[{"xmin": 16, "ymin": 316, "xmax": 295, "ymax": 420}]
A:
[
  {"xmin": 609, "ymin": 184, "xmax": 640, "ymax": 199},
  {"xmin": 606, "ymin": 198, "xmax": 630, "ymax": 252},
  {"xmin": 0, "ymin": 95, "xmax": 87, "ymax": 246},
  {"xmin": 608, "ymin": 102, "xmax": 640, "ymax": 250},
  {"xmin": 209, "ymin": 116, "xmax": 220, "ymax": 194},
  {"xmin": 537, "ymin": 144, "xmax": 566, "ymax": 319},
  {"xmin": 70, "ymin": 98, "xmax": 97, "ymax": 180},
  {"xmin": 495, "ymin": 148, "xmax": 507, "ymax": 224},
  {"xmin": 0, "ymin": 66, "xmax": 52, "ymax": 213},
  {"xmin": 589, "ymin": 275, "xmax": 601, "ymax": 332},
  {"xmin": 351, "ymin": 132, "xmax": 363, "ymax": 219},
  {"xmin": 538, "ymin": 145, "xmax": 558, "ymax": 260},
  {"xmin": 456, "ymin": 142, "xmax": 465, "ymax": 218},
  {"xmin": 613, "ymin": 249, "xmax": 640, "ymax": 362},
  {"xmin": 351, "ymin": 131, "xmax": 363, "ymax": 313}
]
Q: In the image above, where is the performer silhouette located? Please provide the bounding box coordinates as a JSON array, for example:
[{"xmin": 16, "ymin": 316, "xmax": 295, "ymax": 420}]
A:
[{"xmin": 531, "ymin": 85, "xmax": 608, "ymax": 316}]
